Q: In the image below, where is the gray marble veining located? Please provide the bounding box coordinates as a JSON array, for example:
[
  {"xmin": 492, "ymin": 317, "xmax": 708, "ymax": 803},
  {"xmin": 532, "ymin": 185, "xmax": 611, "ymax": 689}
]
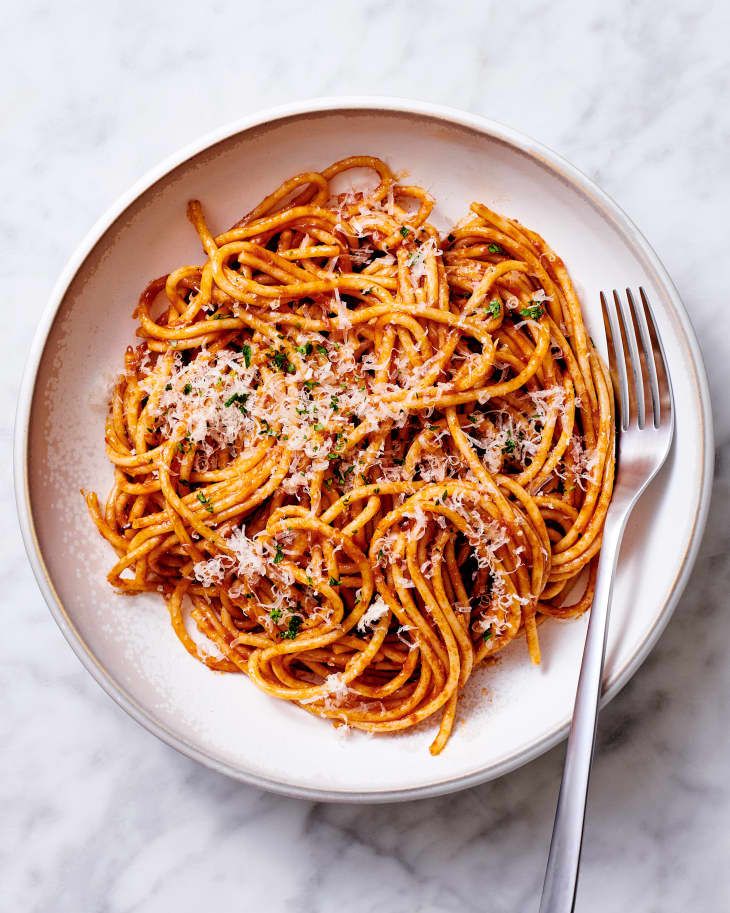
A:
[{"xmin": 2, "ymin": 1, "xmax": 729, "ymax": 910}]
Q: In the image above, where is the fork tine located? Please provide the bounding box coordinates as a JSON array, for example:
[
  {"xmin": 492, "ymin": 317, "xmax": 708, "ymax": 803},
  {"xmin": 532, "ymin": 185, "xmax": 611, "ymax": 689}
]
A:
[
  {"xmin": 630, "ymin": 289, "xmax": 661, "ymax": 426},
  {"xmin": 613, "ymin": 290, "xmax": 643, "ymax": 428},
  {"xmin": 638, "ymin": 288, "xmax": 673, "ymax": 426},
  {"xmin": 600, "ymin": 291, "xmax": 629, "ymax": 430},
  {"xmin": 621, "ymin": 290, "xmax": 648, "ymax": 428}
]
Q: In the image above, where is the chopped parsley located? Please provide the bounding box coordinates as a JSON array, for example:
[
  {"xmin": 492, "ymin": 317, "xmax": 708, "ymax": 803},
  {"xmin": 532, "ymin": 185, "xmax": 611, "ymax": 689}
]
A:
[
  {"xmin": 316, "ymin": 344, "xmax": 328, "ymax": 356},
  {"xmin": 242, "ymin": 343, "xmax": 252, "ymax": 368},
  {"xmin": 519, "ymin": 303, "xmax": 543, "ymax": 320},
  {"xmin": 485, "ymin": 298, "xmax": 501, "ymax": 318},
  {"xmin": 269, "ymin": 608, "xmax": 282, "ymax": 623},
  {"xmin": 224, "ymin": 392, "xmax": 249, "ymax": 411},
  {"xmin": 483, "ymin": 626, "xmax": 493, "ymax": 643},
  {"xmin": 183, "ymin": 383, "xmax": 192, "ymax": 395},
  {"xmin": 268, "ymin": 349, "xmax": 296, "ymax": 373},
  {"xmin": 273, "ymin": 545, "xmax": 284, "ymax": 564},
  {"xmin": 280, "ymin": 615, "xmax": 303, "ymax": 640},
  {"xmin": 196, "ymin": 491, "xmax": 214, "ymax": 513},
  {"xmin": 332, "ymin": 462, "xmax": 354, "ymax": 485},
  {"xmin": 329, "ymin": 576, "xmax": 341, "ymax": 587},
  {"xmin": 502, "ymin": 437, "xmax": 517, "ymax": 455},
  {"xmin": 399, "ymin": 226, "xmax": 410, "ymax": 238},
  {"xmin": 487, "ymin": 243, "xmax": 502, "ymax": 254},
  {"xmin": 296, "ymin": 342, "xmax": 313, "ymax": 356}
]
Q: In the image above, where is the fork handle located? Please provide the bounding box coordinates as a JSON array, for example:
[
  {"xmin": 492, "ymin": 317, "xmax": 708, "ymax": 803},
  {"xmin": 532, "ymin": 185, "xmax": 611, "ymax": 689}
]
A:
[{"xmin": 538, "ymin": 515, "xmax": 628, "ymax": 913}]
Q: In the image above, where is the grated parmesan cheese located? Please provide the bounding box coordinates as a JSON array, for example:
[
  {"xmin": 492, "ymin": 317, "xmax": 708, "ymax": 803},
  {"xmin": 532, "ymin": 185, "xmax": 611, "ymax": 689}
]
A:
[{"xmin": 357, "ymin": 595, "xmax": 390, "ymax": 632}]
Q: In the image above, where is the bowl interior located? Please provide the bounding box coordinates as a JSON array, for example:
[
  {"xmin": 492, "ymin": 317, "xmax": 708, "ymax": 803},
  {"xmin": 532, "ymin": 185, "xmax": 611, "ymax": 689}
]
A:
[{"xmin": 23, "ymin": 106, "xmax": 708, "ymax": 798}]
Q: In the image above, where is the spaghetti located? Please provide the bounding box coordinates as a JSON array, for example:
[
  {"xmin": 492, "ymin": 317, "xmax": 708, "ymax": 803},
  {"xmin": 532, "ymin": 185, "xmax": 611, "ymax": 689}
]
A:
[{"xmin": 84, "ymin": 156, "xmax": 614, "ymax": 754}]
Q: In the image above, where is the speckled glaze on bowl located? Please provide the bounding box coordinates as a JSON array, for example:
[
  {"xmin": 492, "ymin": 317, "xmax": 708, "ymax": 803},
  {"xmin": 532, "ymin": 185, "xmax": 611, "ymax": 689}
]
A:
[{"xmin": 14, "ymin": 98, "xmax": 713, "ymax": 802}]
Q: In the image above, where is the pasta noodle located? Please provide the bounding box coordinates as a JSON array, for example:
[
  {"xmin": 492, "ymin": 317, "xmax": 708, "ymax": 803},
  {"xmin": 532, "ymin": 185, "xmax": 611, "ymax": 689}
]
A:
[{"xmin": 84, "ymin": 156, "xmax": 614, "ymax": 754}]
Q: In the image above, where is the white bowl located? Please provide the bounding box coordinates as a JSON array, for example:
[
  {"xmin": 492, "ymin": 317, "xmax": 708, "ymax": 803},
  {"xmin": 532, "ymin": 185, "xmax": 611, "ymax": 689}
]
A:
[{"xmin": 15, "ymin": 98, "xmax": 713, "ymax": 802}]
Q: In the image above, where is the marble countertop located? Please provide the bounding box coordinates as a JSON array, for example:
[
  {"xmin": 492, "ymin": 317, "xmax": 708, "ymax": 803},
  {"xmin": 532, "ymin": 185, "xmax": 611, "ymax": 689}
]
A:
[{"xmin": 3, "ymin": 1, "xmax": 729, "ymax": 910}]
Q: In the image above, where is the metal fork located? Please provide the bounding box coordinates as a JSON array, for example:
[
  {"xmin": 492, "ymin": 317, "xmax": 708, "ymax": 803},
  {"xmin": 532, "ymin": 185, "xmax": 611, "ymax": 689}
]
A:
[{"xmin": 538, "ymin": 288, "xmax": 674, "ymax": 913}]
